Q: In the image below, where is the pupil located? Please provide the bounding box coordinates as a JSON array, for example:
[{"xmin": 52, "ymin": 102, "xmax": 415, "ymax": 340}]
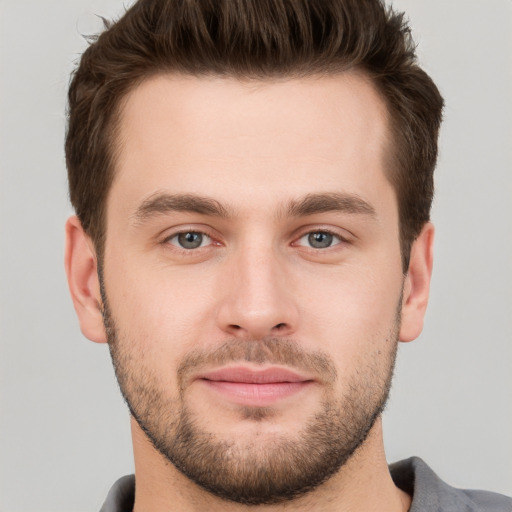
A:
[
  {"xmin": 178, "ymin": 232, "xmax": 202, "ymax": 249},
  {"xmin": 308, "ymin": 232, "xmax": 333, "ymax": 248}
]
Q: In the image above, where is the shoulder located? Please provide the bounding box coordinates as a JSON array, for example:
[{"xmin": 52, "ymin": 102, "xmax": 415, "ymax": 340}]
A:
[
  {"xmin": 99, "ymin": 475, "xmax": 135, "ymax": 512},
  {"xmin": 390, "ymin": 457, "xmax": 512, "ymax": 512}
]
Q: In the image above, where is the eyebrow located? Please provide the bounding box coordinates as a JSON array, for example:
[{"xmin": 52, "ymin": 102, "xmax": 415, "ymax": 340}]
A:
[
  {"xmin": 132, "ymin": 193, "xmax": 231, "ymax": 223},
  {"xmin": 283, "ymin": 192, "xmax": 376, "ymax": 218},
  {"xmin": 131, "ymin": 191, "xmax": 376, "ymax": 224}
]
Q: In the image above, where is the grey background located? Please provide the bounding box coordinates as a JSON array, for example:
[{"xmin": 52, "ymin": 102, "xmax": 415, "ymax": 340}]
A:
[{"xmin": 0, "ymin": 1, "xmax": 510, "ymax": 510}]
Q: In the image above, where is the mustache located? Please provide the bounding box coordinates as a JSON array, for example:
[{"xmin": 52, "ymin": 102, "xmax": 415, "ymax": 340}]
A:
[{"xmin": 177, "ymin": 338, "xmax": 337, "ymax": 386}]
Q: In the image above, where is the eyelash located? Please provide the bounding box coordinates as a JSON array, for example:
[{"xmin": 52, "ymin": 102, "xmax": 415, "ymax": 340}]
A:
[
  {"xmin": 162, "ymin": 227, "xmax": 350, "ymax": 253},
  {"xmin": 163, "ymin": 229, "xmax": 216, "ymax": 251},
  {"xmin": 293, "ymin": 229, "xmax": 348, "ymax": 250}
]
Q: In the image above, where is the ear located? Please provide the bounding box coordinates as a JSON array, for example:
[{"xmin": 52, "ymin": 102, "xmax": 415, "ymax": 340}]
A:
[
  {"xmin": 399, "ymin": 222, "xmax": 435, "ymax": 342},
  {"xmin": 64, "ymin": 216, "xmax": 107, "ymax": 343}
]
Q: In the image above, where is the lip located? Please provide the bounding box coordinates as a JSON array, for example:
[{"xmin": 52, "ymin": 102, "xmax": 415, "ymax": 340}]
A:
[{"xmin": 195, "ymin": 366, "xmax": 314, "ymax": 407}]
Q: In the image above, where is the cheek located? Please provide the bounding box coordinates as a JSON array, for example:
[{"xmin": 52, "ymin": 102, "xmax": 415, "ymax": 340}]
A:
[
  {"xmin": 307, "ymin": 262, "xmax": 401, "ymax": 318},
  {"xmin": 105, "ymin": 260, "xmax": 219, "ymax": 353},
  {"xmin": 105, "ymin": 279, "xmax": 191, "ymax": 396},
  {"xmin": 298, "ymin": 262, "xmax": 402, "ymax": 358}
]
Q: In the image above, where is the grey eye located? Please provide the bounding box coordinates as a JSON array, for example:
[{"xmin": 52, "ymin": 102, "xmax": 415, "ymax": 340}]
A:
[
  {"xmin": 307, "ymin": 232, "xmax": 334, "ymax": 248},
  {"xmin": 296, "ymin": 231, "xmax": 343, "ymax": 249},
  {"xmin": 169, "ymin": 232, "xmax": 210, "ymax": 249}
]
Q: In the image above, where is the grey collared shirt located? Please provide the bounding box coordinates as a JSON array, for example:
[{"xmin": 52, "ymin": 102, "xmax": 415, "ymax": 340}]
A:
[{"xmin": 100, "ymin": 457, "xmax": 512, "ymax": 511}]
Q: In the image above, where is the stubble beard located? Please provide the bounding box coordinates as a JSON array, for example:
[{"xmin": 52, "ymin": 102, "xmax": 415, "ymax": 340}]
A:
[{"xmin": 101, "ymin": 290, "xmax": 400, "ymax": 505}]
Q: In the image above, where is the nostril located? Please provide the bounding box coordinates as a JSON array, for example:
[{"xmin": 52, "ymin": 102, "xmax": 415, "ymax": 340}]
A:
[{"xmin": 274, "ymin": 323, "xmax": 287, "ymax": 330}]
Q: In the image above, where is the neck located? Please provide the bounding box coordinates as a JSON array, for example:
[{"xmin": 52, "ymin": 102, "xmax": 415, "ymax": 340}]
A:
[{"xmin": 130, "ymin": 417, "xmax": 411, "ymax": 512}]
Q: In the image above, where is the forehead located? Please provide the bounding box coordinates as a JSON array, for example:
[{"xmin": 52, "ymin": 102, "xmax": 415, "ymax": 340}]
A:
[{"xmin": 111, "ymin": 72, "xmax": 393, "ymax": 217}]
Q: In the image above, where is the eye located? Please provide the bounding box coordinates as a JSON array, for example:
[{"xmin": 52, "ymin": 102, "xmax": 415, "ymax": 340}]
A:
[
  {"xmin": 167, "ymin": 231, "xmax": 211, "ymax": 249},
  {"xmin": 297, "ymin": 231, "xmax": 343, "ymax": 249}
]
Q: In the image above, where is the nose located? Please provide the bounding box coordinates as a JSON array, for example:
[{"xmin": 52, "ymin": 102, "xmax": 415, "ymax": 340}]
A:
[{"xmin": 216, "ymin": 243, "xmax": 299, "ymax": 340}]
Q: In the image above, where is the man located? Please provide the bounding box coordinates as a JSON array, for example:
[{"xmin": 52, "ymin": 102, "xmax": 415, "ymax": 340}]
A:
[{"xmin": 63, "ymin": 0, "xmax": 511, "ymax": 510}]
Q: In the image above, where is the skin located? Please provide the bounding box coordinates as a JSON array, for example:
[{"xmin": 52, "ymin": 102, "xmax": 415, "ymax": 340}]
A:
[{"xmin": 65, "ymin": 72, "xmax": 434, "ymax": 511}]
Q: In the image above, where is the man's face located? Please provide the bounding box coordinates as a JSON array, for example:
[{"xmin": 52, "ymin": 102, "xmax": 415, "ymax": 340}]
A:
[{"xmin": 99, "ymin": 73, "xmax": 407, "ymax": 503}]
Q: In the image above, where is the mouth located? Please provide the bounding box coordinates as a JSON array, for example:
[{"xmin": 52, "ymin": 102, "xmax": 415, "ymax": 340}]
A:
[{"xmin": 195, "ymin": 366, "xmax": 315, "ymax": 407}]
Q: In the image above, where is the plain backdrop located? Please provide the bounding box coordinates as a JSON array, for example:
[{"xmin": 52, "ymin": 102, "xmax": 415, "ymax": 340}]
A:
[{"xmin": 0, "ymin": 1, "xmax": 511, "ymax": 511}]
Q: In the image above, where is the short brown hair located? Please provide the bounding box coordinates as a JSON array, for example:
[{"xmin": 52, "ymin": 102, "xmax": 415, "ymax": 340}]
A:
[{"xmin": 66, "ymin": 0, "xmax": 443, "ymax": 269}]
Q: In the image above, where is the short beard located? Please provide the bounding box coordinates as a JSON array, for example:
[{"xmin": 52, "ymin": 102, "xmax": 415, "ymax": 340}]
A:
[{"xmin": 100, "ymin": 278, "xmax": 399, "ymax": 505}]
